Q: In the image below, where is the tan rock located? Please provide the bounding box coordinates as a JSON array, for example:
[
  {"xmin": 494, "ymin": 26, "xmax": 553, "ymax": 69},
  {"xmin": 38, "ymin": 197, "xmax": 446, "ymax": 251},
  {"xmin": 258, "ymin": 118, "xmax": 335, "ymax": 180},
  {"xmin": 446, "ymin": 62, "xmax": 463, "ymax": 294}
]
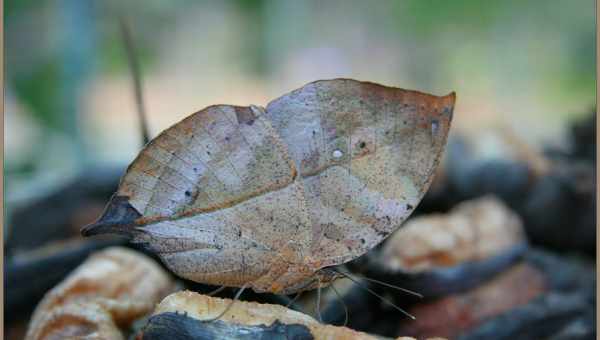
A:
[
  {"xmin": 150, "ymin": 290, "xmax": 407, "ymax": 340},
  {"xmin": 25, "ymin": 247, "xmax": 175, "ymax": 340},
  {"xmin": 382, "ymin": 196, "xmax": 526, "ymax": 272}
]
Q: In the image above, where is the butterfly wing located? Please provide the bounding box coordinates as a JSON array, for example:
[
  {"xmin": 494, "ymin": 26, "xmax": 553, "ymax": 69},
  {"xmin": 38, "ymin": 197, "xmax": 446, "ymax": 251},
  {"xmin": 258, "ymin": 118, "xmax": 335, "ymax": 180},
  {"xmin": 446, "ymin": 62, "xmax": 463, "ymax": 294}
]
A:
[
  {"xmin": 83, "ymin": 79, "xmax": 454, "ymax": 288},
  {"xmin": 264, "ymin": 79, "xmax": 454, "ymax": 268},
  {"xmin": 83, "ymin": 105, "xmax": 314, "ymax": 287}
]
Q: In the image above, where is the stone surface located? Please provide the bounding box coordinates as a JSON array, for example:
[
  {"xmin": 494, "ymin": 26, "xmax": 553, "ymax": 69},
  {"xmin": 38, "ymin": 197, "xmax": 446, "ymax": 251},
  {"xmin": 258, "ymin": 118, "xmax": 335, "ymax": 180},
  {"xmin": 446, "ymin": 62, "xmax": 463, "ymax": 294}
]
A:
[
  {"xmin": 396, "ymin": 264, "xmax": 547, "ymax": 339},
  {"xmin": 365, "ymin": 196, "xmax": 527, "ymax": 298},
  {"xmin": 145, "ymin": 290, "xmax": 409, "ymax": 340},
  {"xmin": 25, "ymin": 247, "xmax": 175, "ymax": 340}
]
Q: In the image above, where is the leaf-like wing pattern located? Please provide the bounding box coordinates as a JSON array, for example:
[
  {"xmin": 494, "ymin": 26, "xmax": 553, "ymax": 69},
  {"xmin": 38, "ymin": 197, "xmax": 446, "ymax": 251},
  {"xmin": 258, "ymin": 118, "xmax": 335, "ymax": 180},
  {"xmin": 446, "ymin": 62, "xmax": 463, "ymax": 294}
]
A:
[
  {"xmin": 265, "ymin": 79, "xmax": 454, "ymax": 267},
  {"xmin": 82, "ymin": 79, "xmax": 454, "ymax": 293}
]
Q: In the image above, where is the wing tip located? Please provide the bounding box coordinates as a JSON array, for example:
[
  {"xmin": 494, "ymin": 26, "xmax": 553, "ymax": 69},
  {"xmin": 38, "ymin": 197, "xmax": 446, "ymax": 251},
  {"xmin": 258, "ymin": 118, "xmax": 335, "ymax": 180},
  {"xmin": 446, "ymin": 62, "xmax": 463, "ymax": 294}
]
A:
[{"xmin": 81, "ymin": 195, "xmax": 142, "ymax": 237}]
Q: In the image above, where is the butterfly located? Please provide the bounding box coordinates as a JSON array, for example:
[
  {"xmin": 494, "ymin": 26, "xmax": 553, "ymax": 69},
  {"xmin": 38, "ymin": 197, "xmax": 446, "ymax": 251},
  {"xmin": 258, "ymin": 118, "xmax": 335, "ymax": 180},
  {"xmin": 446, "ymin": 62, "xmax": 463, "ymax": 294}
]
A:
[{"xmin": 82, "ymin": 78, "xmax": 454, "ymax": 298}]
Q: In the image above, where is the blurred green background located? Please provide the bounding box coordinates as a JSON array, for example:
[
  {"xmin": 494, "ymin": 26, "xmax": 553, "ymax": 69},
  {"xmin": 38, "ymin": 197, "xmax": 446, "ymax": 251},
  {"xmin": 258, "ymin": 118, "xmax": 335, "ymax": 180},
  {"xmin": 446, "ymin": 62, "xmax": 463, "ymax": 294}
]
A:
[{"xmin": 4, "ymin": 0, "xmax": 595, "ymax": 212}]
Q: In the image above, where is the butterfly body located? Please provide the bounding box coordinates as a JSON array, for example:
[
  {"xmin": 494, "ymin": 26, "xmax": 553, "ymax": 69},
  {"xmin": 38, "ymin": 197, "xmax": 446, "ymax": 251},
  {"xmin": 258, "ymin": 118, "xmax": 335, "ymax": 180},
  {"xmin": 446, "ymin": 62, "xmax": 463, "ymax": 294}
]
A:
[{"xmin": 82, "ymin": 79, "xmax": 455, "ymax": 295}]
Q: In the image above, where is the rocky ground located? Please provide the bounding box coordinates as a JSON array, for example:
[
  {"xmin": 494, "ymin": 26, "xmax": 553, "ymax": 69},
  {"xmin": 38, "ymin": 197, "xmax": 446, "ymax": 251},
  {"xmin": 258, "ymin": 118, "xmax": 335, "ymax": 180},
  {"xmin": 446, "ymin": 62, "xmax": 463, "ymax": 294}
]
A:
[{"xmin": 5, "ymin": 112, "xmax": 596, "ymax": 340}]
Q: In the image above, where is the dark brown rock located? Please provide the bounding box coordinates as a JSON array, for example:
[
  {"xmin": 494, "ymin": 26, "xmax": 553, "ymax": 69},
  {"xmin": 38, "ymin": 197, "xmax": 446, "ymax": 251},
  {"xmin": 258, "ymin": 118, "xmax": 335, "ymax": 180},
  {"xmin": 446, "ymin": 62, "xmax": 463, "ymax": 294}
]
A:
[
  {"xmin": 138, "ymin": 313, "xmax": 314, "ymax": 340},
  {"xmin": 395, "ymin": 264, "xmax": 547, "ymax": 339}
]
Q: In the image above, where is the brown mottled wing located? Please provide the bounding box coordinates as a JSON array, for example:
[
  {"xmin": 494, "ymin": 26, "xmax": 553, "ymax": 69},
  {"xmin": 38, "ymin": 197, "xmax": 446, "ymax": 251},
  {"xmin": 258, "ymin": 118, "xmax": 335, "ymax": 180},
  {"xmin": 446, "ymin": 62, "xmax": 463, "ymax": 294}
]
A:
[
  {"xmin": 83, "ymin": 105, "xmax": 314, "ymax": 287},
  {"xmin": 119, "ymin": 105, "xmax": 294, "ymax": 218},
  {"xmin": 264, "ymin": 79, "xmax": 455, "ymax": 268}
]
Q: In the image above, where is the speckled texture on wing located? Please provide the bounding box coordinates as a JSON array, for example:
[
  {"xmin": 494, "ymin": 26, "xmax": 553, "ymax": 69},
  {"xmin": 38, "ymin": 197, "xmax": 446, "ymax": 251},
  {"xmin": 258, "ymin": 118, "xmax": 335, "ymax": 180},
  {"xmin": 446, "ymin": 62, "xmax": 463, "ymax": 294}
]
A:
[
  {"xmin": 111, "ymin": 104, "xmax": 314, "ymax": 288},
  {"xmin": 84, "ymin": 79, "xmax": 454, "ymax": 293},
  {"xmin": 134, "ymin": 181, "xmax": 314, "ymax": 288},
  {"xmin": 118, "ymin": 105, "xmax": 296, "ymax": 219},
  {"xmin": 265, "ymin": 79, "xmax": 454, "ymax": 267}
]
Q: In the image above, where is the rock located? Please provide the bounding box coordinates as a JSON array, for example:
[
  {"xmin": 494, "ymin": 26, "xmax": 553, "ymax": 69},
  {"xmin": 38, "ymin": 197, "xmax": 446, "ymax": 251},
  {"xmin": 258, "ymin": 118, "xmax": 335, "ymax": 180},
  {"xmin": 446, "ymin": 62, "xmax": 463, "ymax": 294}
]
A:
[
  {"xmin": 318, "ymin": 278, "xmax": 375, "ymax": 329},
  {"xmin": 396, "ymin": 248, "xmax": 595, "ymax": 339},
  {"xmin": 149, "ymin": 291, "xmax": 379, "ymax": 339},
  {"xmin": 523, "ymin": 249, "xmax": 595, "ymax": 297},
  {"xmin": 444, "ymin": 130, "xmax": 547, "ymax": 206},
  {"xmin": 395, "ymin": 264, "xmax": 547, "ymax": 339},
  {"xmin": 25, "ymin": 247, "xmax": 175, "ymax": 340},
  {"xmin": 569, "ymin": 111, "xmax": 595, "ymax": 161},
  {"xmin": 5, "ymin": 237, "xmax": 124, "ymax": 323},
  {"xmin": 547, "ymin": 312, "xmax": 596, "ymax": 340},
  {"xmin": 138, "ymin": 291, "xmax": 446, "ymax": 340},
  {"xmin": 441, "ymin": 121, "xmax": 595, "ymax": 255},
  {"xmin": 139, "ymin": 313, "xmax": 315, "ymax": 340},
  {"xmin": 521, "ymin": 160, "xmax": 595, "ymax": 253},
  {"xmin": 366, "ymin": 196, "xmax": 527, "ymax": 298},
  {"xmin": 459, "ymin": 292, "xmax": 592, "ymax": 340},
  {"xmin": 7, "ymin": 166, "xmax": 123, "ymax": 254}
]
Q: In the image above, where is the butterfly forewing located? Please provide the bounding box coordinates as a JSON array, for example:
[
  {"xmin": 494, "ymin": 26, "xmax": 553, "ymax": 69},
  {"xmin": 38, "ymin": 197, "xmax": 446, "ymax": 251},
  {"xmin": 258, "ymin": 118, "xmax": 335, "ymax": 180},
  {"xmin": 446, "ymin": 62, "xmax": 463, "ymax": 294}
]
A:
[{"xmin": 265, "ymin": 79, "xmax": 454, "ymax": 268}]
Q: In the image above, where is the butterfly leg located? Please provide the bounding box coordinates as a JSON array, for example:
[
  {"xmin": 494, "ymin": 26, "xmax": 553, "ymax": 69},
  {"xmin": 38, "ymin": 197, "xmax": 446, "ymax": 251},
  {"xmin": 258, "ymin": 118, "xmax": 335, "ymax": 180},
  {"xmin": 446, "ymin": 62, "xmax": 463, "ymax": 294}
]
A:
[
  {"xmin": 207, "ymin": 285, "xmax": 226, "ymax": 296},
  {"xmin": 285, "ymin": 291, "xmax": 304, "ymax": 309},
  {"xmin": 330, "ymin": 282, "xmax": 349, "ymax": 327},
  {"xmin": 315, "ymin": 276, "xmax": 323, "ymax": 323},
  {"xmin": 202, "ymin": 283, "xmax": 248, "ymax": 322}
]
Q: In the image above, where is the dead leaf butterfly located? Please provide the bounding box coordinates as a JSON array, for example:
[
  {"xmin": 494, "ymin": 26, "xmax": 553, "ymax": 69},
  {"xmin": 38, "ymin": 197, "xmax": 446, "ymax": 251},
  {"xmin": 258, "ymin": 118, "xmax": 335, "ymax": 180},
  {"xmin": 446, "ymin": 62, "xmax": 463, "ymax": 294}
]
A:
[{"xmin": 82, "ymin": 78, "xmax": 455, "ymax": 297}]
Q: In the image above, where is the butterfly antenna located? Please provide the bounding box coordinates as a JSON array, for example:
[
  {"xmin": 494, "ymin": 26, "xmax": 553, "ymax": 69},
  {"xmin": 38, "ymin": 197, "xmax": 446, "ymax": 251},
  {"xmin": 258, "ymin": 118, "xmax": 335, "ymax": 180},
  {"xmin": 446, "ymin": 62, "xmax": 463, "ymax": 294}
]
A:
[
  {"xmin": 118, "ymin": 15, "xmax": 151, "ymax": 145},
  {"xmin": 333, "ymin": 270, "xmax": 416, "ymax": 320},
  {"xmin": 330, "ymin": 283, "xmax": 349, "ymax": 327},
  {"xmin": 203, "ymin": 283, "xmax": 247, "ymax": 322},
  {"xmin": 207, "ymin": 285, "xmax": 226, "ymax": 297},
  {"xmin": 335, "ymin": 269, "xmax": 422, "ymax": 298}
]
